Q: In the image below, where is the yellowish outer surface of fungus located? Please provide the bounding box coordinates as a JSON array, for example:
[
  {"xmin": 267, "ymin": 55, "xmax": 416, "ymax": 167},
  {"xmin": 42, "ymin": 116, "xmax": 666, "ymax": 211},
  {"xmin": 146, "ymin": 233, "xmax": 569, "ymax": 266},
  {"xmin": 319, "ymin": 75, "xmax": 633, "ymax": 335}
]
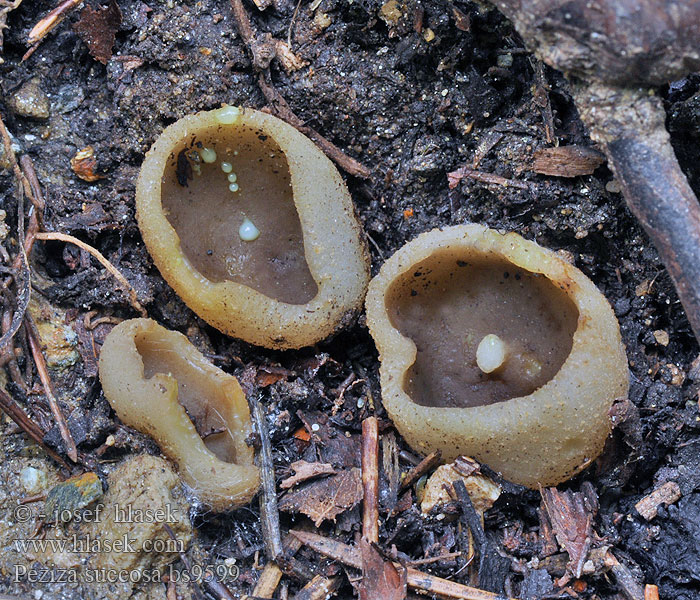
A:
[
  {"xmin": 365, "ymin": 224, "xmax": 629, "ymax": 488},
  {"xmin": 98, "ymin": 318, "xmax": 259, "ymax": 511},
  {"xmin": 135, "ymin": 106, "xmax": 370, "ymax": 350}
]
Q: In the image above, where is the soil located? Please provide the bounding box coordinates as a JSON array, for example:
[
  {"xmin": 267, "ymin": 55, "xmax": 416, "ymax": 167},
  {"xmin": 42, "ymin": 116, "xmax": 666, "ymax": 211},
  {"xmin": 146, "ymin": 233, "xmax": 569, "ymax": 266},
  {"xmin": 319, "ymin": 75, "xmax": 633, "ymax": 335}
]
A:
[{"xmin": 1, "ymin": 0, "xmax": 700, "ymax": 599}]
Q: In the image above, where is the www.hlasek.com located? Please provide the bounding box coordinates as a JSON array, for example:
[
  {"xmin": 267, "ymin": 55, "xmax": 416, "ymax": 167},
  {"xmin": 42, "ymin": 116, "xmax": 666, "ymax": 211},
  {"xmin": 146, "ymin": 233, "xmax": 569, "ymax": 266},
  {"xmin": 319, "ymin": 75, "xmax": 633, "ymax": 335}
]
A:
[{"xmin": 14, "ymin": 563, "xmax": 239, "ymax": 585}]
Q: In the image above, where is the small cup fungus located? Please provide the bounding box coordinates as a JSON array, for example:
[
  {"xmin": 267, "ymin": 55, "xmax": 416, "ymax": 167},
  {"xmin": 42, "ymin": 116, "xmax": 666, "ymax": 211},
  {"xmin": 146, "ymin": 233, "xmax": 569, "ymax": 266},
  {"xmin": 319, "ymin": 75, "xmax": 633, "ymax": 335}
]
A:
[
  {"xmin": 366, "ymin": 224, "xmax": 629, "ymax": 487},
  {"xmin": 98, "ymin": 318, "xmax": 259, "ymax": 510},
  {"xmin": 136, "ymin": 106, "xmax": 370, "ymax": 349}
]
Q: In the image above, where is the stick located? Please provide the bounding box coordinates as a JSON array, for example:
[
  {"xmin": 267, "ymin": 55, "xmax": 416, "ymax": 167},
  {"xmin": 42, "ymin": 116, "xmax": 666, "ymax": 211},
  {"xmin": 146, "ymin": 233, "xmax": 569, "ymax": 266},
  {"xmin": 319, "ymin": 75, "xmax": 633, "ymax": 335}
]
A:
[
  {"xmin": 0, "ymin": 386, "xmax": 70, "ymax": 469},
  {"xmin": 290, "ymin": 530, "xmax": 516, "ymax": 600},
  {"xmin": 26, "ymin": 0, "xmax": 83, "ymax": 45},
  {"xmin": 361, "ymin": 416, "xmax": 379, "ymax": 543},
  {"xmin": 447, "ymin": 166, "xmax": 530, "ymax": 191},
  {"xmin": 251, "ymin": 396, "xmax": 283, "ymax": 560},
  {"xmin": 575, "ymin": 84, "xmax": 700, "ymax": 343},
  {"xmin": 400, "ymin": 449, "xmax": 441, "ymax": 490},
  {"xmin": 33, "ymin": 232, "xmax": 147, "ymax": 317},
  {"xmin": 25, "ymin": 316, "xmax": 78, "ymax": 462}
]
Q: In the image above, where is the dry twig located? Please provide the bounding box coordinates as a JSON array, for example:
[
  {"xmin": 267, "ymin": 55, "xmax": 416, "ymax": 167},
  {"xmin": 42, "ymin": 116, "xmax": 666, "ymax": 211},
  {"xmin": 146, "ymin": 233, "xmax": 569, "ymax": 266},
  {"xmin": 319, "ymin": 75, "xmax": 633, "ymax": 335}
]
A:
[
  {"xmin": 25, "ymin": 315, "xmax": 78, "ymax": 462},
  {"xmin": 26, "ymin": 0, "xmax": 83, "ymax": 45},
  {"xmin": 400, "ymin": 449, "xmax": 441, "ymax": 490},
  {"xmin": 251, "ymin": 395, "xmax": 283, "ymax": 560},
  {"xmin": 33, "ymin": 232, "xmax": 147, "ymax": 317},
  {"xmin": 291, "ymin": 530, "xmax": 516, "ymax": 600},
  {"xmin": 447, "ymin": 166, "xmax": 531, "ymax": 191},
  {"xmin": 0, "ymin": 386, "xmax": 70, "ymax": 469},
  {"xmin": 361, "ymin": 415, "xmax": 379, "ymax": 543}
]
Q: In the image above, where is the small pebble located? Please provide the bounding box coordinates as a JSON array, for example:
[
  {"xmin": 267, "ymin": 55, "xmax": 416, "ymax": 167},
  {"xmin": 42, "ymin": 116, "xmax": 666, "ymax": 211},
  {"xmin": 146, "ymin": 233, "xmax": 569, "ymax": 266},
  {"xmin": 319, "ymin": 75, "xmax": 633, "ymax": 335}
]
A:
[
  {"xmin": 7, "ymin": 78, "xmax": 50, "ymax": 119},
  {"xmin": 20, "ymin": 466, "xmax": 46, "ymax": 494}
]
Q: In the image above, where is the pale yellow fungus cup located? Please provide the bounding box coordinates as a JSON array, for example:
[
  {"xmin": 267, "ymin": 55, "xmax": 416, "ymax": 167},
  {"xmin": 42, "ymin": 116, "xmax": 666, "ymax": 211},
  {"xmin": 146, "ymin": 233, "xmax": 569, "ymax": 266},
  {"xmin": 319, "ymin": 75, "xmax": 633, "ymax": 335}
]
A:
[
  {"xmin": 99, "ymin": 318, "xmax": 259, "ymax": 511},
  {"xmin": 366, "ymin": 224, "xmax": 629, "ymax": 487},
  {"xmin": 136, "ymin": 106, "xmax": 370, "ymax": 349}
]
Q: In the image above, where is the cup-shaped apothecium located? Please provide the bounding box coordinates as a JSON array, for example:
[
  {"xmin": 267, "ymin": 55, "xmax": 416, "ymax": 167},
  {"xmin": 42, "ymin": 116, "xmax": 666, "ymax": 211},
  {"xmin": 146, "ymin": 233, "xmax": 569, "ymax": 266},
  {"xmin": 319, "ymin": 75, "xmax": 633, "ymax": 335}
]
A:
[
  {"xmin": 366, "ymin": 224, "xmax": 629, "ymax": 487},
  {"xmin": 136, "ymin": 106, "xmax": 370, "ymax": 350},
  {"xmin": 98, "ymin": 318, "xmax": 259, "ymax": 511}
]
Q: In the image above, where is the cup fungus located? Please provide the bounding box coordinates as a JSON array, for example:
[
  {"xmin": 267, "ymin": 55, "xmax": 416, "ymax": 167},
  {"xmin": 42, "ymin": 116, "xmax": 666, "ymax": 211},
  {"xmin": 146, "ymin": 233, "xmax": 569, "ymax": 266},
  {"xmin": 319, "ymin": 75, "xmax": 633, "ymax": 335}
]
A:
[
  {"xmin": 98, "ymin": 318, "xmax": 259, "ymax": 510},
  {"xmin": 366, "ymin": 224, "xmax": 629, "ymax": 487},
  {"xmin": 136, "ymin": 105, "xmax": 370, "ymax": 349}
]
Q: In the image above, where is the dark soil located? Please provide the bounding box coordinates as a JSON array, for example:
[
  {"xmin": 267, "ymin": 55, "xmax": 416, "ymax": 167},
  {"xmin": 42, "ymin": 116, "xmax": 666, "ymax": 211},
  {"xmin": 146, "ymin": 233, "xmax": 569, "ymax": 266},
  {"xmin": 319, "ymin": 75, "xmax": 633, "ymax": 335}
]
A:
[{"xmin": 2, "ymin": 0, "xmax": 700, "ymax": 598}]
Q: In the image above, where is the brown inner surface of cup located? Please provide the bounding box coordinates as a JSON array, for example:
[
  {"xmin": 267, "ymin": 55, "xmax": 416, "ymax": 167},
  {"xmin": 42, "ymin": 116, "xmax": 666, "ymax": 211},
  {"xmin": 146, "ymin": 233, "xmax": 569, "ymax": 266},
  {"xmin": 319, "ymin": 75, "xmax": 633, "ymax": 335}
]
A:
[
  {"xmin": 135, "ymin": 329, "xmax": 238, "ymax": 462},
  {"xmin": 386, "ymin": 250, "xmax": 579, "ymax": 408},
  {"xmin": 160, "ymin": 123, "xmax": 318, "ymax": 305}
]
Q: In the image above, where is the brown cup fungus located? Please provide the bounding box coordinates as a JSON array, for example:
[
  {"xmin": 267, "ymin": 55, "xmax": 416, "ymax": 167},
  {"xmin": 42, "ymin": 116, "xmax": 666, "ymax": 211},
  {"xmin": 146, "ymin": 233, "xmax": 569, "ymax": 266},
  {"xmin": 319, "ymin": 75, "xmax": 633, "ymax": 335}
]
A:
[
  {"xmin": 366, "ymin": 224, "xmax": 629, "ymax": 487},
  {"xmin": 98, "ymin": 318, "xmax": 259, "ymax": 510},
  {"xmin": 136, "ymin": 106, "xmax": 370, "ymax": 349}
]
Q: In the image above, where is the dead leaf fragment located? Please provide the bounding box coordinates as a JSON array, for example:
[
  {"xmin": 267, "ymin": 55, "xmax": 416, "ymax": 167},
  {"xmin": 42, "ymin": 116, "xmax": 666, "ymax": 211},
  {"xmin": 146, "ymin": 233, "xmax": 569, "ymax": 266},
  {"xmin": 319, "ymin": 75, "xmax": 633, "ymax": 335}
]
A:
[
  {"xmin": 70, "ymin": 146, "xmax": 105, "ymax": 181},
  {"xmin": 358, "ymin": 538, "xmax": 407, "ymax": 600},
  {"xmin": 279, "ymin": 467, "xmax": 363, "ymax": 526},
  {"xmin": 541, "ymin": 487, "xmax": 595, "ymax": 580},
  {"xmin": 280, "ymin": 460, "xmax": 336, "ymax": 489},
  {"xmin": 73, "ymin": 0, "xmax": 122, "ymax": 64},
  {"xmin": 532, "ymin": 145, "xmax": 605, "ymax": 177},
  {"xmin": 421, "ymin": 460, "xmax": 500, "ymax": 515}
]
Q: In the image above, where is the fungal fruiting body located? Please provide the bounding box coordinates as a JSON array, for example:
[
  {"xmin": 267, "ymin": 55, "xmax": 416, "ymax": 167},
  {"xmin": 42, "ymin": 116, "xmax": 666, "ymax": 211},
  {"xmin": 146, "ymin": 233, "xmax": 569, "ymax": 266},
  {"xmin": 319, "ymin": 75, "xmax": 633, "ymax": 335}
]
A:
[
  {"xmin": 98, "ymin": 318, "xmax": 259, "ymax": 511},
  {"xmin": 136, "ymin": 106, "xmax": 370, "ymax": 350},
  {"xmin": 366, "ymin": 224, "xmax": 629, "ymax": 488}
]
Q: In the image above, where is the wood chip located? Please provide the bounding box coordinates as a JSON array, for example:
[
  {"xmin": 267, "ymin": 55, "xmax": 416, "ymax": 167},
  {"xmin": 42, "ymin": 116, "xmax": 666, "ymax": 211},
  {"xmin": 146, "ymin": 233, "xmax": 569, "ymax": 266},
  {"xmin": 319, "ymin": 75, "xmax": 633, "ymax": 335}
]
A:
[
  {"xmin": 279, "ymin": 467, "xmax": 363, "ymax": 527},
  {"xmin": 280, "ymin": 460, "xmax": 336, "ymax": 489},
  {"xmin": 635, "ymin": 481, "xmax": 681, "ymax": 521},
  {"xmin": 531, "ymin": 145, "xmax": 605, "ymax": 177}
]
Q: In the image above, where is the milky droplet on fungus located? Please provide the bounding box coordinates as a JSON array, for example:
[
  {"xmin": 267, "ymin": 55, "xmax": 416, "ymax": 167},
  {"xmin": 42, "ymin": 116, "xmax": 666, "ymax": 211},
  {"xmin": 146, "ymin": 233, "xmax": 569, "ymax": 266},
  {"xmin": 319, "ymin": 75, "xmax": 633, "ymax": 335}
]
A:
[
  {"xmin": 365, "ymin": 224, "xmax": 629, "ymax": 487},
  {"xmin": 98, "ymin": 318, "xmax": 259, "ymax": 511},
  {"xmin": 135, "ymin": 106, "xmax": 370, "ymax": 349}
]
